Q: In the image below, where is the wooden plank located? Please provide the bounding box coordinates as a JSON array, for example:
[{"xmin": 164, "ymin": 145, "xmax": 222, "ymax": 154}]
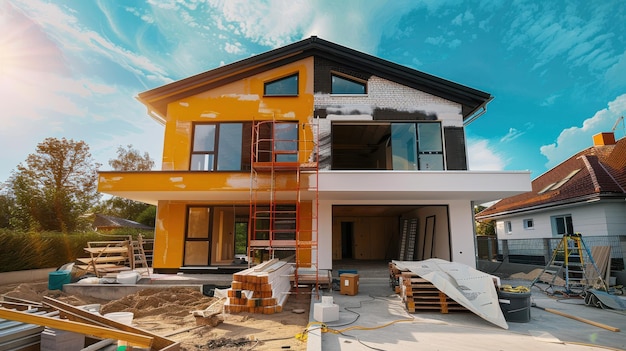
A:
[
  {"xmin": 42, "ymin": 296, "xmax": 179, "ymax": 351},
  {"xmin": 0, "ymin": 308, "xmax": 153, "ymax": 348},
  {"xmin": 77, "ymin": 256, "xmax": 127, "ymax": 264},
  {"xmin": 42, "ymin": 300, "xmax": 168, "ymax": 346},
  {"xmin": 84, "ymin": 247, "xmax": 128, "ymax": 254}
]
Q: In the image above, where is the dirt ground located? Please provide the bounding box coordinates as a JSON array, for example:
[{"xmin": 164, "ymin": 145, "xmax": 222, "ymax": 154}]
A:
[{"xmin": 0, "ymin": 282, "xmax": 311, "ymax": 351}]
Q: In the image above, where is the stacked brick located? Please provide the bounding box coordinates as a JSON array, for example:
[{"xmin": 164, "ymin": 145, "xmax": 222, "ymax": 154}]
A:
[
  {"xmin": 225, "ymin": 259, "xmax": 294, "ymax": 314},
  {"xmin": 389, "ymin": 262, "xmax": 467, "ymax": 314}
]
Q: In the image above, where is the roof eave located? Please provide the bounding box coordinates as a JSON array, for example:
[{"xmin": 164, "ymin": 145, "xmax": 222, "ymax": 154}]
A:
[
  {"xmin": 137, "ymin": 36, "xmax": 492, "ymax": 120},
  {"xmin": 476, "ymin": 193, "xmax": 626, "ymax": 220}
]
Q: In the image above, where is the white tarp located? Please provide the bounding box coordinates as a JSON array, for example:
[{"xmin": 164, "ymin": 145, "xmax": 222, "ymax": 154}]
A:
[{"xmin": 394, "ymin": 258, "xmax": 508, "ymax": 329}]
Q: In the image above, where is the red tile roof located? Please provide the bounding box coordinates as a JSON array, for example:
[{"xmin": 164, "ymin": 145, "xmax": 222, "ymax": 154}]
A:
[{"xmin": 477, "ymin": 136, "xmax": 626, "ymax": 219}]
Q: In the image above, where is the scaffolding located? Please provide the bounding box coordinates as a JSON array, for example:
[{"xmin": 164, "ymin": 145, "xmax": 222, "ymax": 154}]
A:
[{"xmin": 248, "ymin": 117, "xmax": 319, "ymax": 292}]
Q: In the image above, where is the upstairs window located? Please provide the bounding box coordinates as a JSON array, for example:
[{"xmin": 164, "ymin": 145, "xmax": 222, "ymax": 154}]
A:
[
  {"xmin": 331, "ymin": 122, "xmax": 443, "ymax": 170},
  {"xmin": 190, "ymin": 123, "xmax": 251, "ymax": 171},
  {"xmin": 331, "ymin": 74, "xmax": 366, "ymax": 94},
  {"xmin": 264, "ymin": 74, "xmax": 298, "ymax": 96}
]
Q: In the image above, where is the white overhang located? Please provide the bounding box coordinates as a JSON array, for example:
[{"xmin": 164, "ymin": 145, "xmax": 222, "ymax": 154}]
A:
[
  {"xmin": 317, "ymin": 170, "xmax": 531, "ymax": 204},
  {"xmin": 99, "ymin": 170, "xmax": 530, "ymax": 206}
]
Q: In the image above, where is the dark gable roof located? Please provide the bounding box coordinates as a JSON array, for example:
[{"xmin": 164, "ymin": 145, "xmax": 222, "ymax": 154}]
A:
[
  {"xmin": 137, "ymin": 36, "xmax": 491, "ymax": 123},
  {"xmin": 477, "ymin": 136, "xmax": 626, "ymax": 219}
]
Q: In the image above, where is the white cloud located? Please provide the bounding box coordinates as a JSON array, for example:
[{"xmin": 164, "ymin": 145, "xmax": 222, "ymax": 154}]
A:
[
  {"xmin": 605, "ymin": 50, "xmax": 626, "ymax": 89},
  {"xmin": 467, "ymin": 138, "xmax": 506, "ymax": 171},
  {"xmin": 540, "ymin": 94, "xmax": 560, "ymax": 106},
  {"xmin": 540, "ymin": 94, "xmax": 626, "ymax": 169},
  {"xmin": 500, "ymin": 128, "xmax": 524, "ymax": 143},
  {"xmin": 504, "ymin": 2, "xmax": 619, "ymax": 74}
]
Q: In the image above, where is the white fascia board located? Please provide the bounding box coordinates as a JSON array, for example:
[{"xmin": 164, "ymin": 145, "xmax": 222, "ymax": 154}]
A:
[{"xmin": 317, "ymin": 170, "xmax": 531, "ymax": 204}]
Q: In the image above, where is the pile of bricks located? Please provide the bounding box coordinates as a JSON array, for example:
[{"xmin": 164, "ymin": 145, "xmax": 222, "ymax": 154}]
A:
[
  {"xmin": 225, "ymin": 259, "xmax": 293, "ymax": 314},
  {"xmin": 389, "ymin": 262, "xmax": 467, "ymax": 314}
]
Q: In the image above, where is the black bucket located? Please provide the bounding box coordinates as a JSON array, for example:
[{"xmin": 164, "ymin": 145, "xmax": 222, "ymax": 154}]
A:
[{"xmin": 497, "ymin": 290, "xmax": 531, "ymax": 323}]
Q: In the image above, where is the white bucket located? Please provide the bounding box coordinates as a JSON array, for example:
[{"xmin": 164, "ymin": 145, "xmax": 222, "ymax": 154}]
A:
[{"xmin": 104, "ymin": 312, "xmax": 134, "ymax": 325}]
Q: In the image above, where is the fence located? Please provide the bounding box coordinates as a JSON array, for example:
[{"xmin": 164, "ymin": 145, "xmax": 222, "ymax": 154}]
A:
[{"xmin": 476, "ymin": 235, "xmax": 626, "ymax": 271}]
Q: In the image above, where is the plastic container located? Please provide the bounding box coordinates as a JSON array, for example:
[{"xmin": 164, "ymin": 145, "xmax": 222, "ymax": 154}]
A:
[
  {"xmin": 497, "ymin": 290, "xmax": 531, "ymax": 323},
  {"xmin": 104, "ymin": 312, "xmax": 134, "ymax": 325},
  {"xmin": 48, "ymin": 270, "xmax": 71, "ymax": 290}
]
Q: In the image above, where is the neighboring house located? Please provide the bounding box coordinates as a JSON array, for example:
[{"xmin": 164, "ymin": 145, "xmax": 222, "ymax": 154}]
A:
[
  {"xmin": 97, "ymin": 36, "xmax": 530, "ymax": 275},
  {"xmin": 476, "ymin": 132, "xmax": 626, "ymax": 266},
  {"xmin": 92, "ymin": 213, "xmax": 154, "ymax": 231}
]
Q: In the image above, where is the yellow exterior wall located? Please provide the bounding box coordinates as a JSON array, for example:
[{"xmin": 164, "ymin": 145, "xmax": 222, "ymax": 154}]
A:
[
  {"xmin": 153, "ymin": 201, "xmax": 187, "ymax": 269},
  {"xmin": 149, "ymin": 58, "xmax": 316, "ymax": 270},
  {"xmin": 161, "ymin": 58, "xmax": 315, "ymax": 171}
]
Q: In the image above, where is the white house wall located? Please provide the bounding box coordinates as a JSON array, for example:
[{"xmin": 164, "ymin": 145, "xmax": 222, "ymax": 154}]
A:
[
  {"xmin": 317, "ymin": 199, "xmax": 477, "ymax": 269},
  {"xmin": 495, "ymin": 201, "xmax": 626, "ymax": 240},
  {"xmin": 313, "ymin": 75, "xmax": 463, "ymax": 170}
]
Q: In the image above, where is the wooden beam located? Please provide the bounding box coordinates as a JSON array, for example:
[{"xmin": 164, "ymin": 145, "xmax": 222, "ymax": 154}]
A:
[
  {"xmin": 0, "ymin": 308, "xmax": 153, "ymax": 348},
  {"xmin": 42, "ymin": 296, "xmax": 179, "ymax": 351}
]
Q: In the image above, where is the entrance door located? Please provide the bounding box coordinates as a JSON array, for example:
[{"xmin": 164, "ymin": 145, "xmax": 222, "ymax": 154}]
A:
[{"xmin": 184, "ymin": 207, "xmax": 211, "ymax": 266}]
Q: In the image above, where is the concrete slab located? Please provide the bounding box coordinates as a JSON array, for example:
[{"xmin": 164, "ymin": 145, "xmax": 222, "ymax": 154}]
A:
[{"xmin": 306, "ymin": 261, "xmax": 626, "ymax": 351}]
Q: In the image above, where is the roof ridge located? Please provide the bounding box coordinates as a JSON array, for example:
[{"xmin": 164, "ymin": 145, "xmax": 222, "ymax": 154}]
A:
[{"xmin": 578, "ymin": 155, "xmax": 601, "ymax": 192}]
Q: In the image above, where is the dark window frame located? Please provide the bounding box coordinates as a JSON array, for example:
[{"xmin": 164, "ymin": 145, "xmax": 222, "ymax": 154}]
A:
[
  {"xmin": 331, "ymin": 73, "xmax": 367, "ymax": 94},
  {"xmin": 264, "ymin": 73, "xmax": 299, "ymax": 96},
  {"xmin": 190, "ymin": 122, "xmax": 251, "ymax": 172}
]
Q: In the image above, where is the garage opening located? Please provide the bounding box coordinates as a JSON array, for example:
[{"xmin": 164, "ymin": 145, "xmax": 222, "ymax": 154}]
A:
[{"xmin": 332, "ymin": 205, "xmax": 450, "ymax": 261}]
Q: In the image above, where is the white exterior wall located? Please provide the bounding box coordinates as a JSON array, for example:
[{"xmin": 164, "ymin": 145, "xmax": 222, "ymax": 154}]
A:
[
  {"xmin": 317, "ymin": 198, "xmax": 477, "ymax": 269},
  {"xmin": 447, "ymin": 200, "xmax": 477, "ymax": 267},
  {"xmin": 495, "ymin": 201, "xmax": 626, "ymax": 240}
]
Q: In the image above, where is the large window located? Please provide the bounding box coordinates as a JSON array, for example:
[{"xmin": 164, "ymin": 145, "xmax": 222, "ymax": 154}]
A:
[
  {"xmin": 331, "ymin": 122, "xmax": 443, "ymax": 170},
  {"xmin": 552, "ymin": 214, "xmax": 573, "ymax": 236},
  {"xmin": 190, "ymin": 123, "xmax": 251, "ymax": 171},
  {"xmin": 254, "ymin": 122, "xmax": 298, "ymax": 163}
]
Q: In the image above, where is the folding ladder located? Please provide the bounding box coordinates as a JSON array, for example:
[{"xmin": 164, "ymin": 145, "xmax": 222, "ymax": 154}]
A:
[{"xmin": 531, "ymin": 233, "xmax": 607, "ymax": 295}]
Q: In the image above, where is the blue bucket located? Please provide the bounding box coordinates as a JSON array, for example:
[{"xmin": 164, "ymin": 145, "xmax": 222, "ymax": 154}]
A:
[{"xmin": 48, "ymin": 270, "xmax": 71, "ymax": 290}]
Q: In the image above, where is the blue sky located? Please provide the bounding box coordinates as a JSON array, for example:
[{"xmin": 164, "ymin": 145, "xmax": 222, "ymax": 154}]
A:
[{"xmin": 2, "ymin": 0, "xmax": 625, "ymax": 184}]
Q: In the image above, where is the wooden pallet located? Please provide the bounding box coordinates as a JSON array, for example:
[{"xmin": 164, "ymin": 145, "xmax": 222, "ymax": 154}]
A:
[{"xmin": 390, "ymin": 262, "xmax": 467, "ymax": 314}]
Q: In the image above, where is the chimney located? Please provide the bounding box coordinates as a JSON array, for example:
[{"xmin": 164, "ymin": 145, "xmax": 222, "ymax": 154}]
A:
[{"xmin": 592, "ymin": 132, "xmax": 616, "ymax": 146}]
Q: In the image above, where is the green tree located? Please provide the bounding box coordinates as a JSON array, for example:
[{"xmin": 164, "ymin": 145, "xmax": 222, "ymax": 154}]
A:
[
  {"xmin": 475, "ymin": 205, "xmax": 495, "ymax": 236},
  {"xmin": 109, "ymin": 144, "xmax": 155, "ymax": 171},
  {"xmin": 94, "ymin": 145, "xmax": 156, "ymax": 223},
  {"xmin": 0, "ymin": 185, "xmax": 13, "ymax": 228},
  {"xmin": 10, "ymin": 137, "xmax": 101, "ymax": 232}
]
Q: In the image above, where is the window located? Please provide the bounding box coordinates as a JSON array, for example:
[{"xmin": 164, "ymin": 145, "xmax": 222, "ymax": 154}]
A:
[
  {"xmin": 331, "ymin": 122, "xmax": 443, "ymax": 170},
  {"xmin": 331, "ymin": 74, "xmax": 366, "ymax": 94},
  {"xmin": 190, "ymin": 123, "xmax": 251, "ymax": 171},
  {"xmin": 264, "ymin": 74, "xmax": 298, "ymax": 96},
  {"xmin": 504, "ymin": 221, "xmax": 512, "ymax": 234},
  {"xmin": 523, "ymin": 219, "xmax": 534, "ymax": 229},
  {"xmin": 254, "ymin": 122, "xmax": 298, "ymax": 163},
  {"xmin": 538, "ymin": 169, "xmax": 581, "ymax": 194},
  {"xmin": 417, "ymin": 122, "xmax": 444, "ymax": 170},
  {"xmin": 552, "ymin": 215, "xmax": 573, "ymax": 236}
]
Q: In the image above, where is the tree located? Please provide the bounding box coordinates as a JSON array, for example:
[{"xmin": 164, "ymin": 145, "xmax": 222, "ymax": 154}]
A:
[
  {"xmin": 10, "ymin": 137, "xmax": 101, "ymax": 232},
  {"xmin": 475, "ymin": 205, "xmax": 495, "ymax": 236},
  {"xmin": 109, "ymin": 145, "xmax": 155, "ymax": 171},
  {"xmin": 93, "ymin": 145, "xmax": 156, "ymax": 223}
]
